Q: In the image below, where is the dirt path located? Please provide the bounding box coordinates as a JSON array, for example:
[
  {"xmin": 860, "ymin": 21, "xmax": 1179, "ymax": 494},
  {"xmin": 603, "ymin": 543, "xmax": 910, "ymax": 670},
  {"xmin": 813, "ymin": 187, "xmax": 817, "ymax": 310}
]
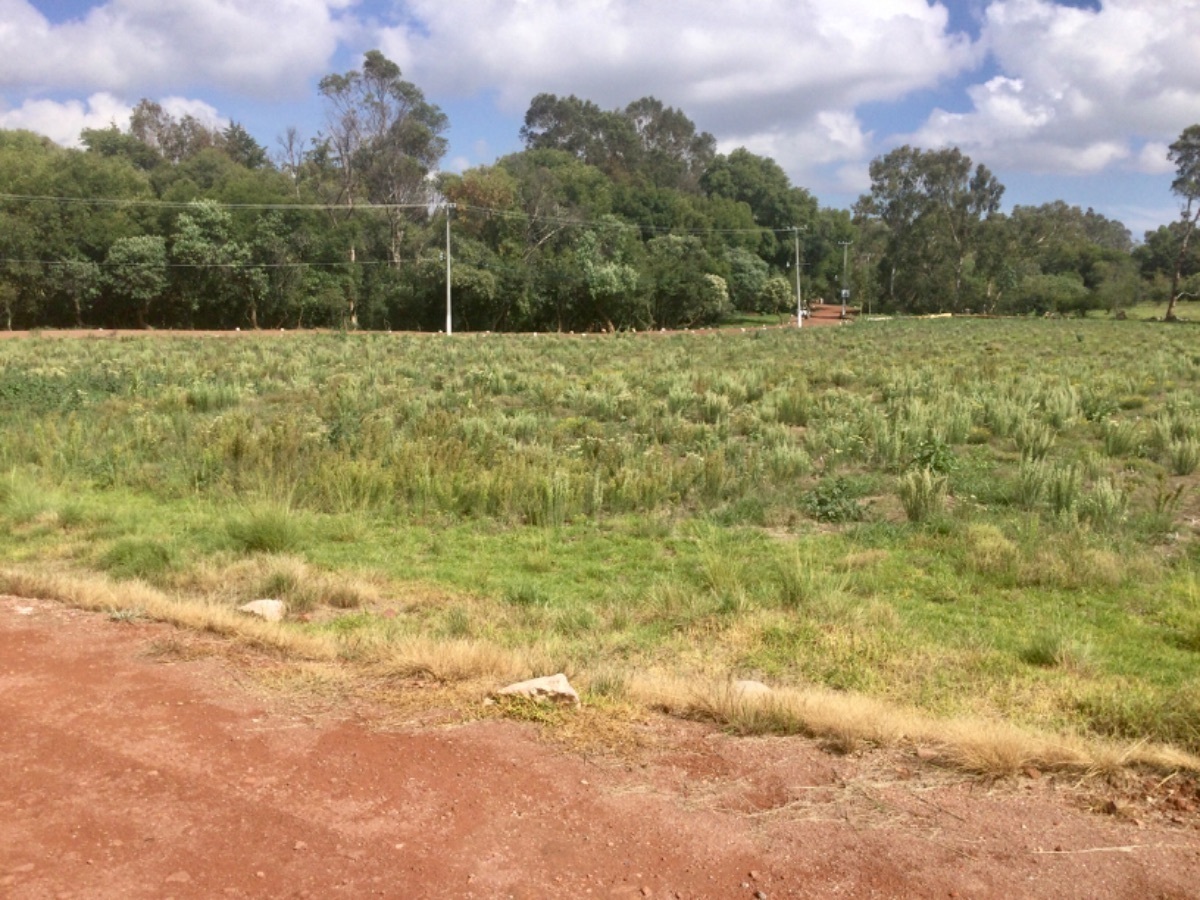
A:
[
  {"xmin": 3, "ymin": 596, "xmax": 1198, "ymax": 899},
  {"xmin": 0, "ymin": 306, "xmax": 851, "ymax": 342}
]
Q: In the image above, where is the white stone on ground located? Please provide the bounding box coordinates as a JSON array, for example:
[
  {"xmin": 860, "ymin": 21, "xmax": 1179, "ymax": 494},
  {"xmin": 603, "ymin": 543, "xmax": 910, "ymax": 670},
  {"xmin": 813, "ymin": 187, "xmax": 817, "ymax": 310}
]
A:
[
  {"xmin": 495, "ymin": 673, "xmax": 580, "ymax": 705},
  {"xmin": 238, "ymin": 599, "xmax": 286, "ymax": 622}
]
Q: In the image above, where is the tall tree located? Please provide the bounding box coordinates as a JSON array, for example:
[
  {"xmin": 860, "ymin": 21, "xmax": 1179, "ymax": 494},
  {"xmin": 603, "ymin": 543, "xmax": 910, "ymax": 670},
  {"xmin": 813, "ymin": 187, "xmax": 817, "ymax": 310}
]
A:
[
  {"xmin": 105, "ymin": 235, "xmax": 167, "ymax": 328},
  {"xmin": 520, "ymin": 94, "xmax": 639, "ymax": 181},
  {"xmin": 1166, "ymin": 124, "xmax": 1200, "ymax": 321},
  {"xmin": 622, "ymin": 97, "xmax": 715, "ymax": 191},
  {"xmin": 316, "ymin": 50, "xmax": 448, "ymax": 276},
  {"xmin": 220, "ymin": 123, "xmax": 269, "ymax": 170},
  {"xmin": 520, "ymin": 94, "xmax": 715, "ymax": 191},
  {"xmin": 701, "ymin": 148, "xmax": 817, "ymax": 267},
  {"xmin": 858, "ymin": 146, "xmax": 1004, "ymax": 312},
  {"xmin": 171, "ymin": 201, "xmax": 265, "ymax": 328},
  {"xmin": 129, "ymin": 99, "xmax": 220, "ymax": 164}
]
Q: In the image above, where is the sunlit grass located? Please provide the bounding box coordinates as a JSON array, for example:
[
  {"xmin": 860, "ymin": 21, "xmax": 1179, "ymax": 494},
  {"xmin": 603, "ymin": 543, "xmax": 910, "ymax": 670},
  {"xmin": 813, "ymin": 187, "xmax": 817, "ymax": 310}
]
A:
[{"xmin": 1, "ymin": 319, "xmax": 1199, "ymax": 770}]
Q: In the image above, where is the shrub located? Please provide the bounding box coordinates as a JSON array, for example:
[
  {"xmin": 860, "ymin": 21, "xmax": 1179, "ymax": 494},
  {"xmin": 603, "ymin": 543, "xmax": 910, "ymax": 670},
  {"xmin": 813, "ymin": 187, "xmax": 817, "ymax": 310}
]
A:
[
  {"xmin": 102, "ymin": 538, "xmax": 176, "ymax": 581},
  {"xmin": 897, "ymin": 468, "xmax": 948, "ymax": 523},
  {"xmin": 1081, "ymin": 477, "xmax": 1128, "ymax": 528},
  {"xmin": 1014, "ymin": 420, "xmax": 1055, "ymax": 461},
  {"xmin": 1168, "ymin": 438, "xmax": 1200, "ymax": 476},
  {"xmin": 1014, "ymin": 461, "xmax": 1047, "ymax": 509},
  {"xmin": 1046, "ymin": 463, "xmax": 1081, "ymax": 519},
  {"xmin": 227, "ymin": 507, "xmax": 302, "ymax": 554},
  {"xmin": 802, "ymin": 477, "xmax": 864, "ymax": 523},
  {"xmin": 1100, "ymin": 419, "xmax": 1140, "ymax": 458}
]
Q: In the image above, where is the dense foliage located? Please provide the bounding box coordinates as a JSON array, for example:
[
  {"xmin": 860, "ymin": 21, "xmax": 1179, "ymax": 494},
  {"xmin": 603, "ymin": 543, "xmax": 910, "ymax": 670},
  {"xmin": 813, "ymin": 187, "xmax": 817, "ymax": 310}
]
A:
[{"xmin": 0, "ymin": 51, "xmax": 1195, "ymax": 330}]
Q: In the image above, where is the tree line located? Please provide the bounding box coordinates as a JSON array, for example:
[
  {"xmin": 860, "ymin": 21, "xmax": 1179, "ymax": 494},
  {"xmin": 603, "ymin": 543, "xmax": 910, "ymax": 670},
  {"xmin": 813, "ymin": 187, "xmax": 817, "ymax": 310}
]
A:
[{"xmin": 0, "ymin": 50, "xmax": 1196, "ymax": 331}]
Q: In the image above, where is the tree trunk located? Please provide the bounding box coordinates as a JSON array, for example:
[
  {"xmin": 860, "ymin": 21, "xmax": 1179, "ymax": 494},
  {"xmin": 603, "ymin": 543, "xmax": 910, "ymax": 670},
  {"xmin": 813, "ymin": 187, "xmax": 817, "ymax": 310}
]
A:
[
  {"xmin": 1167, "ymin": 202, "xmax": 1200, "ymax": 322},
  {"xmin": 347, "ymin": 244, "xmax": 358, "ymax": 329}
]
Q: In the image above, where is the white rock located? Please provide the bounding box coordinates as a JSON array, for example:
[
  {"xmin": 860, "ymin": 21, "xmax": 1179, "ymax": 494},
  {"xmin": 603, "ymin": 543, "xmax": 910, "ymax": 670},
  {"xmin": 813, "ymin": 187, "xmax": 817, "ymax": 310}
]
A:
[
  {"xmin": 15, "ymin": 606, "xmax": 35, "ymax": 616},
  {"xmin": 238, "ymin": 599, "xmax": 286, "ymax": 622},
  {"xmin": 495, "ymin": 673, "xmax": 580, "ymax": 705},
  {"xmin": 731, "ymin": 679, "xmax": 773, "ymax": 701}
]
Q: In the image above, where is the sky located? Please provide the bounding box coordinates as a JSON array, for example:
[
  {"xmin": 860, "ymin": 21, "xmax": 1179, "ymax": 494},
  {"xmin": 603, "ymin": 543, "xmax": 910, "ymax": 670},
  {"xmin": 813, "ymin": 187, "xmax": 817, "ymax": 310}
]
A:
[{"xmin": 1, "ymin": 0, "xmax": 1198, "ymax": 237}]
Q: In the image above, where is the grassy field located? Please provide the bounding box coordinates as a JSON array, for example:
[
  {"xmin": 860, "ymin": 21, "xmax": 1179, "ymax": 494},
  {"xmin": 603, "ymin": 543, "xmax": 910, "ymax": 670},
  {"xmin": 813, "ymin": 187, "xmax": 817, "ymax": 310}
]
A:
[{"xmin": 2, "ymin": 319, "xmax": 1198, "ymax": 771}]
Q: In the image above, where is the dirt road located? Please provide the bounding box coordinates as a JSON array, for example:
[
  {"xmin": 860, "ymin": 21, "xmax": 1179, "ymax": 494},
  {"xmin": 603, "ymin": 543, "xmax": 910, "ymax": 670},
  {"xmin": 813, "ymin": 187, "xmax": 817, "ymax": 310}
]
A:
[{"xmin": 2, "ymin": 595, "xmax": 1198, "ymax": 899}]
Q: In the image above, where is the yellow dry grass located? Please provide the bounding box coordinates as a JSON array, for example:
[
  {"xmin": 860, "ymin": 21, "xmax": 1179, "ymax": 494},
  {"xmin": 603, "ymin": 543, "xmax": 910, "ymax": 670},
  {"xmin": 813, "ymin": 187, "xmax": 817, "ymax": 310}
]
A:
[
  {"xmin": 633, "ymin": 674, "xmax": 1200, "ymax": 776},
  {"xmin": 4, "ymin": 564, "xmax": 1199, "ymax": 779}
]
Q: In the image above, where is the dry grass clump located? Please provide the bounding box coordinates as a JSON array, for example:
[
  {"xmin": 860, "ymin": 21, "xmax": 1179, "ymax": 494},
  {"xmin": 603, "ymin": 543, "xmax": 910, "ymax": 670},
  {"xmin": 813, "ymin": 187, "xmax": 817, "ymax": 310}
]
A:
[
  {"xmin": 0, "ymin": 567, "xmax": 337, "ymax": 660},
  {"xmin": 372, "ymin": 635, "xmax": 529, "ymax": 685},
  {"xmin": 173, "ymin": 554, "xmax": 385, "ymax": 613},
  {"xmin": 7, "ymin": 562, "xmax": 1199, "ymax": 780},
  {"xmin": 630, "ymin": 674, "xmax": 1200, "ymax": 777}
]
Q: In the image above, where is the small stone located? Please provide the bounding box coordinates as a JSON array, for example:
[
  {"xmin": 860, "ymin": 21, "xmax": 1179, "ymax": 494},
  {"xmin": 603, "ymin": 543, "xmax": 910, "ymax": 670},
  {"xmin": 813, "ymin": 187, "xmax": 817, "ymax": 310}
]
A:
[
  {"xmin": 165, "ymin": 871, "xmax": 191, "ymax": 884},
  {"xmin": 238, "ymin": 599, "xmax": 286, "ymax": 622},
  {"xmin": 495, "ymin": 673, "xmax": 580, "ymax": 705},
  {"xmin": 755, "ymin": 892, "xmax": 768, "ymax": 900},
  {"xmin": 916, "ymin": 747, "xmax": 939, "ymax": 762},
  {"xmin": 749, "ymin": 870, "xmax": 760, "ymax": 881},
  {"xmin": 1023, "ymin": 767, "xmax": 1041, "ymax": 780},
  {"xmin": 293, "ymin": 841, "xmax": 307, "ymax": 852},
  {"xmin": 732, "ymin": 679, "xmax": 773, "ymax": 700}
]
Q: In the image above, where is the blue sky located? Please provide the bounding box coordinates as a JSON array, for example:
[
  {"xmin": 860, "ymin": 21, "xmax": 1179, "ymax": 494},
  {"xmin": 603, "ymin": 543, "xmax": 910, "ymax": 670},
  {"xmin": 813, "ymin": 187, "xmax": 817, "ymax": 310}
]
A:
[{"xmin": 1, "ymin": 0, "xmax": 1197, "ymax": 237}]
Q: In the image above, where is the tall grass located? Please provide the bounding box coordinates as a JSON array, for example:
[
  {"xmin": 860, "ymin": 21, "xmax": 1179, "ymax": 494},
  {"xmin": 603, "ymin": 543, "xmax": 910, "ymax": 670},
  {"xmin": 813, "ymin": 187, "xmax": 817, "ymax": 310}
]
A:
[{"xmin": 2, "ymin": 321, "xmax": 1199, "ymax": 763}]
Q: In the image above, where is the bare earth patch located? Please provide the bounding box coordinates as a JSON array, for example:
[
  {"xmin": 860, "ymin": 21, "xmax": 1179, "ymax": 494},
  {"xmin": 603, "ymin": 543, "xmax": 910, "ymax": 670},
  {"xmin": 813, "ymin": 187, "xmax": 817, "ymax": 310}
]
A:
[{"xmin": 2, "ymin": 596, "xmax": 1198, "ymax": 899}]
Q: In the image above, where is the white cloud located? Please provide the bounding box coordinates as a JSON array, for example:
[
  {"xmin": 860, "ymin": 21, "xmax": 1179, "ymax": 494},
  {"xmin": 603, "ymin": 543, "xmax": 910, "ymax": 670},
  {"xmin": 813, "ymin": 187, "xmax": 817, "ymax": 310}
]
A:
[
  {"xmin": 720, "ymin": 111, "xmax": 873, "ymax": 183},
  {"xmin": 0, "ymin": 92, "xmax": 131, "ymax": 146},
  {"xmin": 1136, "ymin": 142, "xmax": 1174, "ymax": 176},
  {"xmin": 0, "ymin": 92, "xmax": 226, "ymax": 148},
  {"xmin": 0, "ymin": 0, "xmax": 349, "ymax": 97},
  {"xmin": 376, "ymin": 0, "xmax": 977, "ymax": 184},
  {"xmin": 909, "ymin": 0, "xmax": 1200, "ymax": 175}
]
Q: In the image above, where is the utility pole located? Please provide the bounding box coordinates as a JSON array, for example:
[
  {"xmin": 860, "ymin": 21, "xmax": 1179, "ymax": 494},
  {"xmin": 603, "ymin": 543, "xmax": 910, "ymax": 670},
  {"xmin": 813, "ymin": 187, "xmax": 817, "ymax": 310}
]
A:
[
  {"xmin": 445, "ymin": 203, "xmax": 454, "ymax": 335},
  {"xmin": 838, "ymin": 240, "xmax": 853, "ymax": 319},
  {"xmin": 793, "ymin": 226, "xmax": 805, "ymax": 328}
]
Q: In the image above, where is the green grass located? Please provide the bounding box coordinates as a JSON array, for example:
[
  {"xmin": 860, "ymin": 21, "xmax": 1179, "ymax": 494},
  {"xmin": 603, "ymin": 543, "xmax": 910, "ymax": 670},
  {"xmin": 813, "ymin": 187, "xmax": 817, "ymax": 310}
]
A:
[{"xmin": 1, "ymin": 320, "xmax": 1198, "ymax": 757}]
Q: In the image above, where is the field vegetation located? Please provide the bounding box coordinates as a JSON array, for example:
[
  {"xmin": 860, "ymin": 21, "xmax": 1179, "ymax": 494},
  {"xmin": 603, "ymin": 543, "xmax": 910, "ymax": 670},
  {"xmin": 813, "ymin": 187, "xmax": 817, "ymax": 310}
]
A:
[{"xmin": 2, "ymin": 318, "xmax": 1199, "ymax": 772}]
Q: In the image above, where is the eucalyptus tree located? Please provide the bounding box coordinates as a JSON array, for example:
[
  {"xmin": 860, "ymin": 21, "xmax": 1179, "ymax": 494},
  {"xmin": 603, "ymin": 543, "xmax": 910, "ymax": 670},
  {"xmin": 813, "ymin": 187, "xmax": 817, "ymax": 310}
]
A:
[
  {"xmin": 316, "ymin": 51, "xmax": 448, "ymax": 260},
  {"xmin": 1166, "ymin": 124, "xmax": 1200, "ymax": 320},
  {"xmin": 701, "ymin": 148, "xmax": 818, "ymax": 267},
  {"xmin": 521, "ymin": 94, "xmax": 716, "ymax": 192},
  {"xmin": 858, "ymin": 146, "xmax": 1004, "ymax": 312},
  {"xmin": 1002, "ymin": 202, "xmax": 1135, "ymax": 315}
]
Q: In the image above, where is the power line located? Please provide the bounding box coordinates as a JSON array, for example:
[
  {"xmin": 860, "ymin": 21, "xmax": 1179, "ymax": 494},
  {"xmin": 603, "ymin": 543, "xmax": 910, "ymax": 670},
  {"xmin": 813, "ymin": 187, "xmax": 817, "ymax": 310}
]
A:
[
  {"xmin": 0, "ymin": 192, "xmax": 801, "ymax": 237},
  {"xmin": 0, "ymin": 193, "xmax": 432, "ymax": 211},
  {"xmin": 0, "ymin": 257, "xmax": 440, "ymax": 270}
]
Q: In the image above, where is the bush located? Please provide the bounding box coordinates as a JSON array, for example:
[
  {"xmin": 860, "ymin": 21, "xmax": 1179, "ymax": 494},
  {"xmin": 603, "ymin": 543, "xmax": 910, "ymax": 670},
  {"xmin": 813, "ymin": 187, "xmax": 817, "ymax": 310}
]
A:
[
  {"xmin": 802, "ymin": 477, "xmax": 864, "ymax": 523},
  {"xmin": 897, "ymin": 468, "xmax": 948, "ymax": 523},
  {"xmin": 227, "ymin": 507, "xmax": 303, "ymax": 554},
  {"xmin": 102, "ymin": 538, "xmax": 176, "ymax": 581}
]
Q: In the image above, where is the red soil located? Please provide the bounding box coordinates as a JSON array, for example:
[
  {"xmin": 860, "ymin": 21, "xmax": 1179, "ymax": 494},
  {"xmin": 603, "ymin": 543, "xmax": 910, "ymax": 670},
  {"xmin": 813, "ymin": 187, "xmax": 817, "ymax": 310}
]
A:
[{"xmin": 3, "ymin": 595, "xmax": 1199, "ymax": 899}]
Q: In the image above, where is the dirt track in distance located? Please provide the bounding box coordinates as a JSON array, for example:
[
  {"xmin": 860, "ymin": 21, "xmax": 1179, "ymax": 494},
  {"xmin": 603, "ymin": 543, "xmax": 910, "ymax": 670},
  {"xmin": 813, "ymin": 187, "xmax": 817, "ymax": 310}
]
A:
[{"xmin": 0, "ymin": 303, "xmax": 852, "ymax": 342}]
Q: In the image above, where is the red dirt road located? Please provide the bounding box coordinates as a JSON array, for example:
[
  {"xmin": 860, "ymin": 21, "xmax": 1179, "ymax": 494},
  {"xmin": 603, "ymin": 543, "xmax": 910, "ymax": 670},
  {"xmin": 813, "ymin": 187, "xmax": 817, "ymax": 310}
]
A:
[{"xmin": 3, "ymin": 595, "xmax": 1199, "ymax": 899}]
